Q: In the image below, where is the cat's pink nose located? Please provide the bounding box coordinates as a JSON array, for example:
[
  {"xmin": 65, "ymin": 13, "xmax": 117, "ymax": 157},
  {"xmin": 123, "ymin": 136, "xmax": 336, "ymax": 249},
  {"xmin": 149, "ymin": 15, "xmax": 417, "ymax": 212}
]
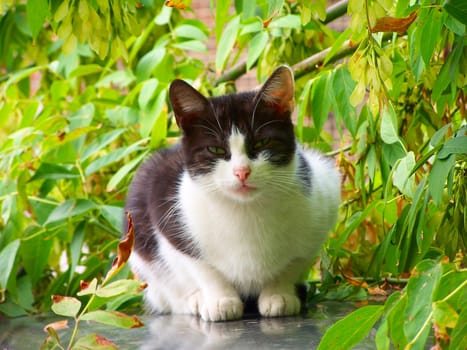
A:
[{"xmin": 234, "ymin": 166, "xmax": 251, "ymax": 182}]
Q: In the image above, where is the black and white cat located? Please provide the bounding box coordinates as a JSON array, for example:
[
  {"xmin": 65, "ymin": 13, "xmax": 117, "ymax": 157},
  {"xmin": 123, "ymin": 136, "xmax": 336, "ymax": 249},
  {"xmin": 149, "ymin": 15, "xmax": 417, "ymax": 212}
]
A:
[{"xmin": 124, "ymin": 66, "xmax": 340, "ymax": 322}]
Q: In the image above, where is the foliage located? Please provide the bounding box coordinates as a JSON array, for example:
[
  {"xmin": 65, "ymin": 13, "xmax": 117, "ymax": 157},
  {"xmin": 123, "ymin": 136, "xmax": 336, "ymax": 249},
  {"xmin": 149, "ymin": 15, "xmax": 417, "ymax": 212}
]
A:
[
  {"xmin": 0, "ymin": 0, "xmax": 466, "ymax": 349},
  {"xmin": 41, "ymin": 214, "xmax": 144, "ymax": 349},
  {"xmin": 318, "ymin": 257, "xmax": 466, "ymax": 350}
]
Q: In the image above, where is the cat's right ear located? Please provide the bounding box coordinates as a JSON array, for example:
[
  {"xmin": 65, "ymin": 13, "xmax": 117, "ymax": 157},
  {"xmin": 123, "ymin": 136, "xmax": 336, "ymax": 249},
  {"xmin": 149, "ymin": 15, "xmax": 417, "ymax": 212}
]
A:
[{"xmin": 169, "ymin": 80, "xmax": 210, "ymax": 129}]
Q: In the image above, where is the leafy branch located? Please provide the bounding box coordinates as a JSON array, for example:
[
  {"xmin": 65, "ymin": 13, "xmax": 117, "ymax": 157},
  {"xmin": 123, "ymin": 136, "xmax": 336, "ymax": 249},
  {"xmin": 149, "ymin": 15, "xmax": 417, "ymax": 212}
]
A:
[{"xmin": 41, "ymin": 214, "xmax": 145, "ymax": 350}]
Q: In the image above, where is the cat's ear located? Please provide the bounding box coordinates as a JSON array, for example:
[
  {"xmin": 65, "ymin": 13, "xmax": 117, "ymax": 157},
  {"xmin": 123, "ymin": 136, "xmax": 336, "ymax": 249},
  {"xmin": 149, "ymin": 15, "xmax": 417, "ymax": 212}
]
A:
[
  {"xmin": 169, "ymin": 80, "xmax": 210, "ymax": 128},
  {"xmin": 255, "ymin": 65, "xmax": 294, "ymax": 116}
]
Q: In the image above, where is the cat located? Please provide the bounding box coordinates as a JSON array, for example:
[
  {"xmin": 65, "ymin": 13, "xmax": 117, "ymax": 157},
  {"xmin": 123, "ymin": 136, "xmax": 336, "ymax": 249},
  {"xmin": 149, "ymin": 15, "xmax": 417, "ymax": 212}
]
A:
[{"xmin": 124, "ymin": 66, "xmax": 341, "ymax": 322}]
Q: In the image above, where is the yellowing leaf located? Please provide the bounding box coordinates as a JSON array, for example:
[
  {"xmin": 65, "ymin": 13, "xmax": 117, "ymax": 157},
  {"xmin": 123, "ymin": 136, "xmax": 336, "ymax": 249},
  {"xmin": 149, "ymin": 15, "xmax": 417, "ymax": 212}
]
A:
[
  {"xmin": 80, "ymin": 310, "xmax": 144, "ymax": 329},
  {"xmin": 72, "ymin": 333, "xmax": 118, "ymax": 349},
  {"xmin": 51, "ymin": 296, "xmax": 82, "ymax": 318}
]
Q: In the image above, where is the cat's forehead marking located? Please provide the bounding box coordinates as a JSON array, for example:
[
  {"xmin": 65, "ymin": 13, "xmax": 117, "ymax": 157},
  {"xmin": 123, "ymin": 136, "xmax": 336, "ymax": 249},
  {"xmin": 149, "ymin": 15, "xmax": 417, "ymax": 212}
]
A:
[{"xmin": 229, "ymin": 128, "xmax": 246, "ymax": 154}]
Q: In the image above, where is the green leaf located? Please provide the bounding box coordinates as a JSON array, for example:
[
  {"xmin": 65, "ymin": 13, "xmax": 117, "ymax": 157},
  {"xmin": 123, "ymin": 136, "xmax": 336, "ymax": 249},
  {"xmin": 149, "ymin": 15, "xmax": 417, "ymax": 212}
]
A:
[
  {"xmin": 100, "ymin": 205, "xmax": 123, "ymax": 234},
  {"xmin": 172, "ymin": 40, "xmax": 207, "ymax": 53},
  {"xmin": 45, "ymin": 199, "xmax": 97, "ymax": 225},
  {"xmin": 437, "ymin": 136, "xmax": 467, "ymax": 159},
  {"xmin": 29, "ymin": 163, "xmax": 80, "ymax": 182},
  {"xmin": 324, "ymin": 28, "xmax": 351, "ymax": 65},
  {"xmin": 420, "ymin": 9, "xmax": 445, "ymax": 65},
  {"xmin": 138, "ymin": 78, "xmax": 159, "ymax": 110},
  {"xmin": 80, "ymin": 129, "xmax": 126, "ymax": 162},
  {"xmin": 80, "ymin": 310, "xmax": 144, "ymax": 328},
  {"xmin": 0, "ymin": 239, "xmax": 20, "ymax": 289},
  {"xmin": 317, "ymin": 305, "xmax": 384, "ymax": 350},
  {"xmin": 106, "ymin": 151, "xmax": 148, "ymax": 192},
  {"xmin": 450, "ymin": 307, "xmax": 467, "ymax": 350},
  {"xmin": 173, "ymin": 24, "xmax": 208, "ymax": 41},
  {"xmin": 430, "ymin": 124, "xmax": 451, "ymax": 147},
  {"xmin": 444, "ymin": 0, "xmax": 467, "ymax": 25},
  {"xmin": 387, "ymin": 293, "xmax": 408, "ymax": 348},
  {"xmin": 154, "ymin": 5, "xmax": 172, "ymax": 25},
  {"xmin": 247, "ymin": 31, "xmax": 268, "ymax": 70},
  {"xmin": 21, "ymin": 227, "xmax": 53, "ymax": 285},
  {"xmin": 71, "ymin": 333, "xmax": 118, "ymax": 350},
  {"xmin": 331, "ymin": 67, "xmax": 357, "ymax": 136},
  {"xmin": 69, "ymin": 64, "xmax": 103, "ymax": 78},
  {"xmin": 215, "ymin": 0, "xmax": 232, "ymax": 42},
  {"xmin": 141, "ymin": 90, "xmax": 167, "ymax": 138},
  {"xmin": 404, "ymin": 260, "xmax": 442, "ymax": 348},
  {"xmin": 311, "ymin": 73, "xmax": 332, "ymax": 134},
  {"xmin": 295, "ymin": 80, "xmax": 312, "ymax": 142},
  {"xmin": 51, "ymin": 296, "xmax": 82, "ymax": 318},
  {"xmin": 393, "ymin": 151, "xmax": 416, "ymax": 198},
  {"xmin": 267, "ymin": 0, "xmax": 284, "ymax": 18},
  {"xmin": 96, "ymin": 69, "xmax": 135, "ymax": 88},
  {"xmin": 95, "ymin": 279, "xmax": 146, "ymax": 298},
  {"xmin": 270, "ymin": 14, "xmax": 301, "ymax": 29},
  {"xmin": 27, "ymin": 0, "xmax": 48, "ymax": 39},
  {"xmin": 380, "ymin": 102, "xmax": 400, "ymax": 145},
  {"xmin": 429, "ymin": 153, "xmax": 456, "ymax": 206},
  {"xmin": 216, "ymin": 16, "xmax": 240, "ymax": 72},
  {"xmin": 69, "ymin": 222, "xmax": 86, "ymax": 284},
  {"xmin": 151, "ymin": 109, "xmax": 168, "ymax": 149},
  {"xmin": 85, "ymin": 139, "xmax": 146, "ymax": 176},
  {"xmin": 241, "ymin": 0, "xmax": 256, "ymax": 19}
]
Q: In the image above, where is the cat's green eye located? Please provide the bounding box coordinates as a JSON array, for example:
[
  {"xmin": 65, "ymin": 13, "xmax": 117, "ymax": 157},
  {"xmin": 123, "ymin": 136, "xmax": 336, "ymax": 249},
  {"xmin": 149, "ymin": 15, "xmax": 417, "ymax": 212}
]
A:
[
  {"xmin": 254, "ymin": 138, "xmax": 271, "ymax": 150},
  {"xmin": 207, "ymin": 146, "xmax": 226, "ymax": 155}
]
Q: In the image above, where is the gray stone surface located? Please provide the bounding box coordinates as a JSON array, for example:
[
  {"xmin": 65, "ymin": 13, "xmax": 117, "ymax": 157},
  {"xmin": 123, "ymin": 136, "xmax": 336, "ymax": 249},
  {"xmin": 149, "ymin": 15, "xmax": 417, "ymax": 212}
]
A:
[{"xmin": 0, "ymin": 301, "xmax": 377, "ymax": 349}]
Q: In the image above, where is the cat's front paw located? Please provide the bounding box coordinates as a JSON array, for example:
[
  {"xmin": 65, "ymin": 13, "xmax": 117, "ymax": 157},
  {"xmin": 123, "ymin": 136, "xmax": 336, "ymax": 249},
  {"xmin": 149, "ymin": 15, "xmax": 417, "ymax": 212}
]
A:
[
  {"xmin": 258, "ymin": 293, "xmax": 300, "ymax": 317},
  {"xmin": 200, "ymin": 297, "xmax": 244, "ymax": 322}
]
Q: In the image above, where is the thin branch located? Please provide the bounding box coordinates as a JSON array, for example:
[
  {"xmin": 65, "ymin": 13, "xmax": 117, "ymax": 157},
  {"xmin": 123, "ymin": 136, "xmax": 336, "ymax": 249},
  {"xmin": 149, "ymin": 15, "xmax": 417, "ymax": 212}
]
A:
[
  {"xmin": 324, "ymin": 0, "xmax": 349, "ymax": 24},
  {"xmin": 292, "ymin": 39, "xmax": 356, "ymax": 79},
  {"xmin": 213, "ymin": 0, "xmax": 349, "ymax": 86}
]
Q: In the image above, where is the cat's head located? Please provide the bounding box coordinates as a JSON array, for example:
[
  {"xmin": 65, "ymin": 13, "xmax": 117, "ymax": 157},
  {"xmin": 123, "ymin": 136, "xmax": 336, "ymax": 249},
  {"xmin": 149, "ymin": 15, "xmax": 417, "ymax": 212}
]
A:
[{"xmin": 169, "ymin": 66, "xmax": 296, "ymax": 202}]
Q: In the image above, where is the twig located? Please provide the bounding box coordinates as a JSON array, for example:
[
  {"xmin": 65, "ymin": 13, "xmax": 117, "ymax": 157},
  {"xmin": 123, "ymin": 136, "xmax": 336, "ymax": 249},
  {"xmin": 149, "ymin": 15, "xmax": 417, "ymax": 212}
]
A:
[
  {"xmin": 292, "ymin": 39, "xmax": 356, "ymax": 79},
  {"xmin": 213, "ymin": 0, "xmax": 349, "ymax": 86}
]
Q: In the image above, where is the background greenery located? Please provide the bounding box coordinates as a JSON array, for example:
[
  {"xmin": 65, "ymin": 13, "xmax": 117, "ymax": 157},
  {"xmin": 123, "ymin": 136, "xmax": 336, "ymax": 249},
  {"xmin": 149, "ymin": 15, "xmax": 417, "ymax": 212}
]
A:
[{"xmin": 0, "ymin": 0, "xmax": 465, "ymax": 349}]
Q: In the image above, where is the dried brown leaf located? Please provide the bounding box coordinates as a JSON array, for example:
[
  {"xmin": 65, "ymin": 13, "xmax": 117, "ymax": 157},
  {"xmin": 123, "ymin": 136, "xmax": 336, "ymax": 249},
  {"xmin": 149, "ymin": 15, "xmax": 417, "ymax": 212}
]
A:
[
  {"xmin": 106, "ymin": 212, "xmax": 135, "ymax": 280},
  {"xmin": 165, "ymin": 0, "xmax": 187, "ymax": 10},
  {"xmin": 371, "ymin": 11, "xmax": 417, "ymax": 35},
  {"xmin": 367, "ymin": 286, "xmax": 388, "ymax": 296},
  {"xmin": 43, "ymin": 320, "xmax": 69, "ymax": 333}
]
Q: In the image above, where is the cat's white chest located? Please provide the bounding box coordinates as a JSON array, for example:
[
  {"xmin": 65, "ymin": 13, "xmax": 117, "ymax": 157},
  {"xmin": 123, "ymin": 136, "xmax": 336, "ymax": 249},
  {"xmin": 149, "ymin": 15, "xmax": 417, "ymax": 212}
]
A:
[{"xmin": 177, "ymin": 172, "xmax": 322, "ymax": 294}]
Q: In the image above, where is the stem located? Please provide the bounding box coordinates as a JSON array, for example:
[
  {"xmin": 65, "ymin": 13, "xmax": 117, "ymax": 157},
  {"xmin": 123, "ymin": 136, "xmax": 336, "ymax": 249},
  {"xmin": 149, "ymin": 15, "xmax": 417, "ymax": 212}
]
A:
[
  {"xmin": 325, "ymin": 144, "xmax": 352, "ymax": 157},
  {"xmin": 292, "ymin": 39, "xmax": 356, "ymax": 79},
  {"xmin": 67, "ymin": 317, "xmax": 80, "ymax": 350}
]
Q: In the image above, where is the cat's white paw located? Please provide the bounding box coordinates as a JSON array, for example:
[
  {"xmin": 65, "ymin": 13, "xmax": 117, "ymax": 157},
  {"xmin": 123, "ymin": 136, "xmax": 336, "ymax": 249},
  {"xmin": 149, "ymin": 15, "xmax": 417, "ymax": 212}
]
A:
[
  {"xmin": 258, "ymin": 293, "xmax": 300, "ymax": 317},
  {"xmin": 200, "ymin": 297, "xmax": 244, "ymax": 322}
]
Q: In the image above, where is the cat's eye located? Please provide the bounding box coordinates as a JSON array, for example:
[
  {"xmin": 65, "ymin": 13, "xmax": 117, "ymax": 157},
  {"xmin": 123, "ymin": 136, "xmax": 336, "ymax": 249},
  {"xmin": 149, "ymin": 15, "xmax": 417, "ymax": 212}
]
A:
[
  {"xmin": 207, "ymin": 146, "xmax": 227, "ymax": 155},
  {"xmin": 254, "ymin": 138, "xmax": 271, "ymax": 150}
]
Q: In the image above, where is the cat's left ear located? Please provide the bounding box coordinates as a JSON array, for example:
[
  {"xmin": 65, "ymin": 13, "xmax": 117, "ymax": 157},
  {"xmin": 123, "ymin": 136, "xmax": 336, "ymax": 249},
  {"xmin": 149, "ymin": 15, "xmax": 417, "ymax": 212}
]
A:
[
  {"xmin": 255, "ymin": 65, "xmax": 294, "ymax": 116},
  {"xmin": 169, "ymin": 79, "xmax": 210, "ymax": 129}
]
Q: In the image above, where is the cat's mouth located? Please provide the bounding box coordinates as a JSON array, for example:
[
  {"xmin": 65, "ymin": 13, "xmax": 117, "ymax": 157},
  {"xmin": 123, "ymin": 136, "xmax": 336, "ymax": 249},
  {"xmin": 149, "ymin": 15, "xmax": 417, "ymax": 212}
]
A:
[{"xmin": 234, "ymin": 184, "xmax": 257, "ymax": 194}]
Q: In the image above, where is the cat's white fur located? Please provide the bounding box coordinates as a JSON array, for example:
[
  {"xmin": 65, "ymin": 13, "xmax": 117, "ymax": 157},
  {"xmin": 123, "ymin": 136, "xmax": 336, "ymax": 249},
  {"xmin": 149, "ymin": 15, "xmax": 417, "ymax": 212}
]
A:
[{"xmin": 130, "ymin": 131, "xmax": 340, "ymax": 321}]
